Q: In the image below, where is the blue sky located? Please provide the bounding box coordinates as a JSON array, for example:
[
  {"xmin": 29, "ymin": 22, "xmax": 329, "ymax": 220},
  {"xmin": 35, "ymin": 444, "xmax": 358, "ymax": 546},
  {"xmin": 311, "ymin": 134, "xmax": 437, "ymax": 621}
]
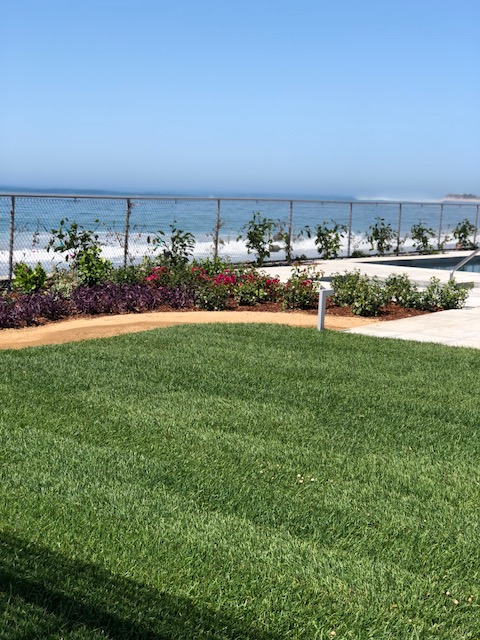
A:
[{"xmin": 1, "ymin": 0, "xmax": 479, "ymax": 198}]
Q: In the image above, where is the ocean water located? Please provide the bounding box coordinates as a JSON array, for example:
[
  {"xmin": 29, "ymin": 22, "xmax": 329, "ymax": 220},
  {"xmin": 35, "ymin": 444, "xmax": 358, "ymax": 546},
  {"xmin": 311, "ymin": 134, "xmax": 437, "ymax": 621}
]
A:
[{"xmin": 0, "ymin": 193, "xmax": 478, "ymax": 276}]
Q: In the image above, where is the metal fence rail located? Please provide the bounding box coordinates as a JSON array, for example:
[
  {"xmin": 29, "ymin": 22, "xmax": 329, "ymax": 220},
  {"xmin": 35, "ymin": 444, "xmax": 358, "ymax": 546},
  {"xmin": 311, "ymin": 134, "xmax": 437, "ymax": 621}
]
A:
[{"xmin": 0, "ymin": 193, "xmax": 478, "ymax": 284}]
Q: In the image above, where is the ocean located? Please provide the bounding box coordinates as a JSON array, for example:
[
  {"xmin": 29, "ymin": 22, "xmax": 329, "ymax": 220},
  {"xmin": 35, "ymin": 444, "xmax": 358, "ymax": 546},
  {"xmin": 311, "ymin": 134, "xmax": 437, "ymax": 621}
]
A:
[{"xmin": 0, "ymin": 192, "xmax": 478, "ymax": 277}]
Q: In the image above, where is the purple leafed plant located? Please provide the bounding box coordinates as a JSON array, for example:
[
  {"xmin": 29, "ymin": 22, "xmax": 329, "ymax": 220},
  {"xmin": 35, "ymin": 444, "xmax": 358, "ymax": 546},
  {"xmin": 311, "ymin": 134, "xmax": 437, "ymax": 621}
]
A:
[
  {"xmin": 0, "ymin": 292, "xmax": 70, "ymax": 328},
  {"xmin": 70, "ymin": 283, "xmax": 195, "ymax": 315},
  {"xmin": 0, "ymin": 283, "xmax": 194, "ymax": 330}
]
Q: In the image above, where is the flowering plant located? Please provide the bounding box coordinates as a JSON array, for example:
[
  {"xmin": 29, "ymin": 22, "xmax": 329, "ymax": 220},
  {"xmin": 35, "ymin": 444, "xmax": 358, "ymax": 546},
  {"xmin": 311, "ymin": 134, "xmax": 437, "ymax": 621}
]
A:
[{"xmin": 283, "ymin": 266, "xmax": 323, "ymax": 309}]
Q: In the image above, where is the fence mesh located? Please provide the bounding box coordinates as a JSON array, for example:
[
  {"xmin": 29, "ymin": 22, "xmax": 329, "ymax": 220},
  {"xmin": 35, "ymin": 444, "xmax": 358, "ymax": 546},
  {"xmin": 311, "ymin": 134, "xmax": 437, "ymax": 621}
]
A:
[{"xmin": 0, "ymin": 193, "xmax": 478, "ymax": 282}]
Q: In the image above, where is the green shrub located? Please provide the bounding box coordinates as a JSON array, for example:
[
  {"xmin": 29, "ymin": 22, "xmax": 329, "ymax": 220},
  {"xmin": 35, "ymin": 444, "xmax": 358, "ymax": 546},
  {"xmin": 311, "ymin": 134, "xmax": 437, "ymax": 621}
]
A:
[
  {"xmin": 148, "ymin": 224, "xmax": 195, "ymax": 267},
  {"xmin": 332, "ymin": 270, "xmax": 470, "ymax": 316},
  {"xmin": 239, "ymin": 212, "xmax": 276, "ymax": 266},
  {"xmin": 192, "ymin": 256, "xmax": 234, "ymax": 277},
  {"xmin": 331, "ymin": 270, "xmax": 363, "ymax": 307},
  {"xmin": 47, "ymin": 219, "xmax": 112, "ymax": 286},
  {"xmin": 108, "ymin": 264, "xmax": 150, "ymax": 284},
  {"xmin": 418, "ymin": 277, "xmax": 470, "ymax": 311},
  {"xmin": 411, "ymin": 221, "xmax": 436, "ymax": 254},
  {"xmin": 453, "ymin": 218, "xmax": 477, "ymax": 249},
  {"xmin": 47, "ymin": 268, "xmax": 80, "ymax": 298},
  {"xmin": 76, "ymin": 246, "xmax": 112, "ymax": 286},
  {"xmin": 195, "ymin": 281, "xmax": 230, "ymax": 310},
  {"xmin": 367, "ymin": 217, "xmax": 396, "ymax": 255},
  {"xmin": 13, "ymin": 262, "xmax": 47, "ymax": 294},
  {"xmin": 306, "ymin": 220, "xmax": 347, "ymax": 259},
  {"xmin": 384, "ymin": 273, "xmax": 420, "ymax": 308},
  {"xmin": 349, "ymin": 276, "xmax": 389, "ymax": 316}
]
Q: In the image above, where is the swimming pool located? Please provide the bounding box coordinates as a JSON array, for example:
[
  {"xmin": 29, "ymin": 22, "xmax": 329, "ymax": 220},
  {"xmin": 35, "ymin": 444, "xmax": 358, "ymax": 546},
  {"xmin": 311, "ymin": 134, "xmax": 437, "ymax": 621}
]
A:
[{"xmin": 361, "ymin": 256, "xmax": 480, "ymax": 273}]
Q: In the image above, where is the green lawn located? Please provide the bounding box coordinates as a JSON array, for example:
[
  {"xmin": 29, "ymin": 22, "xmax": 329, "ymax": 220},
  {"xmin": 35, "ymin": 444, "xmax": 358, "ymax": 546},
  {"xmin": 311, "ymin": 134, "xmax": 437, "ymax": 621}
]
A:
[{"xmin": 0, "ymin": 324, "xmax": 479, "ymax": 639}]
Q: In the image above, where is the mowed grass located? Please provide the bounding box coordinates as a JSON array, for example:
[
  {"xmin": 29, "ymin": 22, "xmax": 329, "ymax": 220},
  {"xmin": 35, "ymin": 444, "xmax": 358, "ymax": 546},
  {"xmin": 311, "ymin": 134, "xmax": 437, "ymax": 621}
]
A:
[{"xmin": 0, "ymin": 324, "xmax": 479, "ymax": 639}]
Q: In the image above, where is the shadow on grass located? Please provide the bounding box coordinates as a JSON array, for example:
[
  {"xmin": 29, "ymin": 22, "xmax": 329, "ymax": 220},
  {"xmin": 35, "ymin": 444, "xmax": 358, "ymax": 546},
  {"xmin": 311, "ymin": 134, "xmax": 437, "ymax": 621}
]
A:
[{"xmin": 0, "ymin": 532, "xmax": 277, "ymax": 639}]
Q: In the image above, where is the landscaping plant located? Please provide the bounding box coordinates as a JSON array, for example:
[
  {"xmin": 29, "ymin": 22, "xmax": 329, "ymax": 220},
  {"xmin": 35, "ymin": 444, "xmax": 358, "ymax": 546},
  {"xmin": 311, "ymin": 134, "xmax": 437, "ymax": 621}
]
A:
[
  {"xmin": 283, "ymin": 265, "xmax": 322, "ymax": 309},
  {"xmin": 367, "ymin": 216, "xmax": 396, "ymax": 255},
  {"xmin": 453, "ymin": 218, "xmax": 477, "ymax": 249},
  {"xmin": 274, "ymin": 220, "xmax": 307, "ymax": 263},
  {"xmin": 12, "ymin": 262, "xmax": 47, "ymax": 294},
  {"xmin": 332, "ymin": 270, "xmax": 469, "ymax": 316},
  {"xmin": 148, "ymin": 223, "xmax": 196, "ymax": 267},
  {"xmin": 332, "ymin": 270, "xmax": 388, "ymax": 316},
  {"xmin": 307, "ymin": 220, "xmax": 347, "ymax": 259},
  {"xmin": 239, "ymin": 212, "xmax": 276, "ymax": 266},
  {"xmin": 47, "ymin": 219, "xmax": 112, "ymax": 285},
  {"xmin": 410, "ymin": 220, "xmax": 436, "ymax": 254}
]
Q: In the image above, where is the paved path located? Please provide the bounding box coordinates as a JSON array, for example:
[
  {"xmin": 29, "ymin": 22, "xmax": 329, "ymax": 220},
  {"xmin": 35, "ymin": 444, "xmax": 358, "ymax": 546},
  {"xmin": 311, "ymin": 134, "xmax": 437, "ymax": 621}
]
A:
[{"xmin": 347, "ymin": 305, "xmax": 480, "ymax": 348}]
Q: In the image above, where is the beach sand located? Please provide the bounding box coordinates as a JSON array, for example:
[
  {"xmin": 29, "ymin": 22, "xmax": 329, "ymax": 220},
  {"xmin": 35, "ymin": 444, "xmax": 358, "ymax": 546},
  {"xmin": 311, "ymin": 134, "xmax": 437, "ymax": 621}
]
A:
[{"xmin": 0, "ymin": 311, "xmax": 379, "ymax": 350}]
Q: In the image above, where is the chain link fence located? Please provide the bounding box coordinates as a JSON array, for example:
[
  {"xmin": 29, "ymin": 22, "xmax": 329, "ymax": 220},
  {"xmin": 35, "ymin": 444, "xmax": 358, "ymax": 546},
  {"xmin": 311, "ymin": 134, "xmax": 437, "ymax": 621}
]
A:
[{"xmin": 1, "ymin": 193, "xmax": 478, "ymax": 283}]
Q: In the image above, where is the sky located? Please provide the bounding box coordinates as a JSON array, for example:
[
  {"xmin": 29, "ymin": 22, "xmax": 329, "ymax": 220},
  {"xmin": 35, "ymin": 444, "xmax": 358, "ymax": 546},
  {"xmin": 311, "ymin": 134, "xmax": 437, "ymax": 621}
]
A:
[{"xmin": 1, "ymin": 0, "xmax": 479, "ymax": 198}]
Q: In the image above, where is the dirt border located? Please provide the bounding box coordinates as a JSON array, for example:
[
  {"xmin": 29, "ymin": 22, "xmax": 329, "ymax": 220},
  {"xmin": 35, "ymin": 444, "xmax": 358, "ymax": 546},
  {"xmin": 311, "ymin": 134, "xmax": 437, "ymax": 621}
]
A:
[{"xmin": 0, "ymin": 311, "xmax": 380, "ymax": 350}]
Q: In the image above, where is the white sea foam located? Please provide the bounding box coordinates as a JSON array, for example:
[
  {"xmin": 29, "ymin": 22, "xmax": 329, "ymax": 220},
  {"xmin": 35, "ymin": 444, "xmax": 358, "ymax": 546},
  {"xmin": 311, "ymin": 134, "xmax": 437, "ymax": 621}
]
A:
[{"xmin": 0, "ymin": 230, "xmax": 463, "ymax": 276}]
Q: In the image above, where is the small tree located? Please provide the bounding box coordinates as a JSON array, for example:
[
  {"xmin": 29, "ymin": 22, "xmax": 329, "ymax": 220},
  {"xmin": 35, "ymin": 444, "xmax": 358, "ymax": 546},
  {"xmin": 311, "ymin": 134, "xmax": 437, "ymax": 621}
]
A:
[
  {"xmin": 239, "ymin": 212, "xmax": 276, "ymax": 266},
  {"xmin": 148, "ymin": 223, "xmax": 195, "ymax": 267},
  {"xmin": 411, "ymin": 221, "xmax": 436, "ymax": 254},
  {"xmin": 47, "ymin": 219, "xmax": 112, "ymax": 285},
  {"xmin": 453, "ymin": 218, "xmax": 476, "ymax": 249},
  {"xmin": 307, "ymin": 220, "xmax": 347, "ymax": 259},
  {"xmin": 366, "ymin": 217, "xmax": 395, "ymax": 256},
  {"xmin": 274, "ymin": 220, "xmax": 307, "ymax": 263}
]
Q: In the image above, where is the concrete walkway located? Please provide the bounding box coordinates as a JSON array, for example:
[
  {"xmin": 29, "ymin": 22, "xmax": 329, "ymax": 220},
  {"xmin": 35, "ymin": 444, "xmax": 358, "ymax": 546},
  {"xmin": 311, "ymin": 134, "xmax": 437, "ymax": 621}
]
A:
[
  {"xmin": 346, "ymin": 304, "xmax": 480, "ymax": 349},
  {"xmin": 262, "ymin": 256, "xmax": 480, "ymax": 350}
]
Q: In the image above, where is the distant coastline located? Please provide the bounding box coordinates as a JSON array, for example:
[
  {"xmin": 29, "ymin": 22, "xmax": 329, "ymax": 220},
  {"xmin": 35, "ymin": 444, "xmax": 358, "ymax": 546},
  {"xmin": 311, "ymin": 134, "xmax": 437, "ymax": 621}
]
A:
[{"xmin": 443, "ymin": 193, "xmax": 480, "ymax": 202}]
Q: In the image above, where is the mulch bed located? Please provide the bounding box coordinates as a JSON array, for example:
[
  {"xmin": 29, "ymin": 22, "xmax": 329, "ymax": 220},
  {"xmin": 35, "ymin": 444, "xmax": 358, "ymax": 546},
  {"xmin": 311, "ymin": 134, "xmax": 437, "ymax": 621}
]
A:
[{"xmin": 221, "ymin": 300, "xmax": 431, "ymax": 321}]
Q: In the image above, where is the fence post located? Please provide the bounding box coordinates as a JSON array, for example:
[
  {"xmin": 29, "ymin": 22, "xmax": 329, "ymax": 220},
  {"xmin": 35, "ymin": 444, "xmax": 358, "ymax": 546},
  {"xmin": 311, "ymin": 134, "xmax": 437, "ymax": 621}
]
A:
[
  {"xmin": 396, "ymin": 203, "xmax": 402, "ymax": 254},
  {"xmin": 124, "ymin": 198, "xmax": 131, "ymax": 267},
  {"xmin": 474, "ymin": 205, "xmax": 479, "ymax": 248},
  {"xmin": 288, "ymin": 200, "xmax": 293, "ymax": 262},
  {"xmin": 213, "ymin": 199, "xmax": 221, "ymax": 259},
  {"xmin": 437, "ymin": 203, "xmax": 444, "ymax": 250},
  {"xmin": 347, "ymin": 202, "xmax": 353, "ymax": 257},
  {"xmin": 8, "ymin": 196, "xmax": 15, "ymax": 287}
]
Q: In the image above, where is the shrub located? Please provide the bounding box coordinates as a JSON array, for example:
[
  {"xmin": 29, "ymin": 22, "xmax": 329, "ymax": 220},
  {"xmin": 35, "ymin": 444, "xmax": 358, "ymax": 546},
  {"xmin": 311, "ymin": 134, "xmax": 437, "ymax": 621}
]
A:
[
  {"xmin": 331, "ymin": 270, "xmax": 363, "ymax": 307},
  {"xmin": 193, "ymin": 257, "xmax": 234, "ymax": 277},
  {"xmin": 47, "ymin": 268, "xmax": 80, "ymax": 298},
  {"xmin": 308, "ymin": 220, "xmax": 347, "ymax": 259},
  {"xmin": 13, "ymin": 262, "xmax": 47, "ymax": 294},
  {"xmin": 0, "ymin": 292, "xmax": 69, "ymax": 329},
  {"xmin": 349, "ymin": 276, "xmax": 389, "ymax": 316},
  {"xmin": 411, "ymin": 221, "xmax": 436, "ymax": 254},
  {"xmin": 453, "ymin": 218, "xmax": 477, "ymax": 249},
  {"xmin": 148, "ymin": 224, "xmax": 195, "ymax": 267},
  {"xmin": 332, "ymin": 270, "xmax": 389, "ymax": 316},
  {"xmin": 283, "ymin": 266, "xmax": 322, "ymax": 309},
  {"xmin": 145, "ymin": 262, "xmax": 200, "ymax": 289},
  {"xmin": 70, "ymin": 283, "xmax": 194, "ymax": 315},
  {"xmin": 108, "ymin": 264, "xmax": 150, "ymax": 284},
  {"xmin": 417, "ymin": 278, "xmax": 470, "ymax": 311},
  {"xmin": 235, "ymin": 269, "xmax": 282, "ymax": 306},
  {"xmin": 384, "ymin": 274, "xmax": 420, "ymax": 308},
  {"xmin": 367, "ymin": 217, "xmax": 396, "ymax": 255},
  {"xmin": 239, "ymin": 212, "xmax": 276, "ymax": 266},
  {"xmin": 75, "ymin": 245, "xmax": 112, "ymax": 286},
  {"xmin": 47, "ymin": 219, "xmax": 112, "ymax": 285},
  {"xmin": 332, "ymin": 270, "xmax": 470, "ymax": 316},
  {"xmin": 195, "ymin": 281, "xmax": 231, "ymax": 310}
]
